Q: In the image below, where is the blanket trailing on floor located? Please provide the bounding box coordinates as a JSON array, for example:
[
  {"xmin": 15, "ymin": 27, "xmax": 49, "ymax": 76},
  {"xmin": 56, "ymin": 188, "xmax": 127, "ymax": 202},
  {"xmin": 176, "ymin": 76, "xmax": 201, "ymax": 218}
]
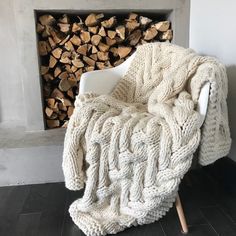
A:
[{"xmin": 62, "ymin": 43, "xmax": 231, "ymax": 236}]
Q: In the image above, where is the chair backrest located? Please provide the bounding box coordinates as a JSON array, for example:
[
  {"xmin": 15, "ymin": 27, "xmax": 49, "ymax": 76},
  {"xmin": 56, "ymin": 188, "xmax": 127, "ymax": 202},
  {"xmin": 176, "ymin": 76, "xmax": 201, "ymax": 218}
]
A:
[{"xmin": 120, "ymin": 52, "xmax": 210, "ymax": 127}]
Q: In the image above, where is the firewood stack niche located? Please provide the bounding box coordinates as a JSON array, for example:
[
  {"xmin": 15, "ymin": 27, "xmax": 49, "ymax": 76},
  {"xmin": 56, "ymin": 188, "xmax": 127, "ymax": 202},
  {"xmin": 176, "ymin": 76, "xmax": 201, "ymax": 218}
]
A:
[{"xmin": 37, "ymin": 12, "xmax": 173, "ymax": 129}]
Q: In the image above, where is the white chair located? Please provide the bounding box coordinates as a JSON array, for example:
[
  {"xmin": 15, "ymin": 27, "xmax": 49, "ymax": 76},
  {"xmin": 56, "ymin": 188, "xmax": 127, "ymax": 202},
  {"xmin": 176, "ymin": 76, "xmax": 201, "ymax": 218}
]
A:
[{"xmin": 79, "ymin": 52, "xmax": 210, "ymax": 234}]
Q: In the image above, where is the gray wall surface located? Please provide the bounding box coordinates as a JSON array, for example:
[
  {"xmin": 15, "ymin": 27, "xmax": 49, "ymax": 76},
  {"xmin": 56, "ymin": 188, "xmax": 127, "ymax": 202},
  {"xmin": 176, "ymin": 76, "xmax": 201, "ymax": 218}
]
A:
[
  {"xmin": 0, "ymin": 0, "xmax": 25, "ymax": 125},
  {"xmin": 190, "ymin": 0, "xmax": 236, "ymax": 161}
]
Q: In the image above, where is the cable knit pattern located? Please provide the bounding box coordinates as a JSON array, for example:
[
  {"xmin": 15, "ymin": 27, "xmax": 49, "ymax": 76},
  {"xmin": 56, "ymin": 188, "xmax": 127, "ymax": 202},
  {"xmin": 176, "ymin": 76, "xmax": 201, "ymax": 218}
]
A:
[{"xmin": 62, "ymin": 43, "xmax": 231, "ymax": 236}]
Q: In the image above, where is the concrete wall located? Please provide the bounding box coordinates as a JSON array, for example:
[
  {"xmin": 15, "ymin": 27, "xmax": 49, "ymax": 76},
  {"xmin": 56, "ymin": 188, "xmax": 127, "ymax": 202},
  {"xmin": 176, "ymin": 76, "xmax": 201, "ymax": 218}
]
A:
[
  {"xmin": 0, "ymin": 0, "xmax": 25, "ymax": 125},
  {"xmin": 190, "ymin": 0, "xmax": 236, "ymax": 161}
]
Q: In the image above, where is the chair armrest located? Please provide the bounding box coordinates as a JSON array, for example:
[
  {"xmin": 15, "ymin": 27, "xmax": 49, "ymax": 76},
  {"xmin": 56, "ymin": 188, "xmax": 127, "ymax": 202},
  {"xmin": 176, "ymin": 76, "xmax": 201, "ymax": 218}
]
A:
[
  {"xmin": 197, "ymin": 82, "xmax": 210, "ymax": 126},
  {"xmin": 80, "ymin": 67, "xmax": 122, "ymax": 95},
  {"xmin": 79, "ymin": 52, "xmax": 136, "ymax": 95}
]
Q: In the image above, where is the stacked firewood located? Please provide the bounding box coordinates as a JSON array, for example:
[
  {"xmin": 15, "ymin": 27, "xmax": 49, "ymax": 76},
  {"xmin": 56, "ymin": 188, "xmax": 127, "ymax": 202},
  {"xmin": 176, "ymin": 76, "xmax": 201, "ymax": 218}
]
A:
[{"xmin": 37, "ymin": 12, "xmax": 172, "ymax": 128}]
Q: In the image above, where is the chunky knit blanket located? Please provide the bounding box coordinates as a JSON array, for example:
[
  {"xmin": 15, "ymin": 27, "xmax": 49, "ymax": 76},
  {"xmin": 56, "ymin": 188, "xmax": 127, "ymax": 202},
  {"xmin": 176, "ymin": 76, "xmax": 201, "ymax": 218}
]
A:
[{"xmin": 63, "ymin": 43, "xmax": 231, "ymax": 236}]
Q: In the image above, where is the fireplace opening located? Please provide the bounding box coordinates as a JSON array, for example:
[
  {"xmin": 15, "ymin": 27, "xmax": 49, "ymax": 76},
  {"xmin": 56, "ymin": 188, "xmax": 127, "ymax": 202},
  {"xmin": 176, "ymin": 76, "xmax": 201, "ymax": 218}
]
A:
[{"xmin": 35, "ymin": 11, "xmax": 173, "ymax": 129}]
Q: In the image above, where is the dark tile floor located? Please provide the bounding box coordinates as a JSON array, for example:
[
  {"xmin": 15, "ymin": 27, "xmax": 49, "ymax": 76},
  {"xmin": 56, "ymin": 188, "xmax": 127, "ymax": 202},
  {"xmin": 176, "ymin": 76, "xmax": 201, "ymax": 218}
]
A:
[{"xmin": 0, "ymin": 157, "xmax": 236, "ymax": 236}]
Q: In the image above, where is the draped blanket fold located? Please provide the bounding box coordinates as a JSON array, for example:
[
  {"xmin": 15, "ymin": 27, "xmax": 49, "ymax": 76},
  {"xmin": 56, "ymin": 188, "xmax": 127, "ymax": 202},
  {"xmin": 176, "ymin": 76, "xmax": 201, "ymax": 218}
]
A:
[{"xmin": 63, "ymin": 43, "xmax": 231, "ymax": 236}]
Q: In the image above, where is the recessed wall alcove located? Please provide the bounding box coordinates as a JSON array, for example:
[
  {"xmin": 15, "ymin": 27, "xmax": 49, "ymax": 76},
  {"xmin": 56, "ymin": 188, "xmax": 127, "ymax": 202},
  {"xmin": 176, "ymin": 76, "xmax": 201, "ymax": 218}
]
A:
[
  {"xmin": 0, "ymin": 0, "xmax": 190, "ymax": 186},
  {"xmin": 35, "ymin": 10, "xmax": 173, "ymax": 129},
  {"xmin": 14, "ymin": 0, "xmax": 190, "ymax": 132}
]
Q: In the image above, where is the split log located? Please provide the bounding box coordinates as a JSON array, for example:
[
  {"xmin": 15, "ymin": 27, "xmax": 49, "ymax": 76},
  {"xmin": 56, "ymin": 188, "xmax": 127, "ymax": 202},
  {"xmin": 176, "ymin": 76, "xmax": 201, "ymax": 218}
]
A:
[
  {"xmin": 113, "ymin": 59, "xmax": 124, "ymax": 67},
  {"xmin": 77, "ymin": 44, "xmax": 87, "ymax": 55},
  {"xmin": 39, "ymin": 14, "xmax": 55, "ymax": 26},
  {"xmin": 144, "ymin": 27, "xmax": 158, "ymax": 41},
  {"xmin": 48, "ymin": 37, "xmax": 56, "ymax": 49},
  {"xmin": 98, "ymin": 42, "xmax": 110, "ymax": 52},
  {"xmin": 47, "ymin": 98, "xmax": 56, "ymax": 108},
  {"xmin": 64, "ymin": 64, "xmax": 73, "ymax": 73},
  {"xmin": 41, "ymin": 25, "xmax": 52, "ymax": 38},
  {"xmin": 116, "ymin": 25, "xmax": 125, "ymax": 39},
  {"xmin": 87, "ymin": 44, "xmax": 93, "ymax": 52},
  {"xmin": 46, "ymin": 119, "xmax": 60, "ymax": 128},
  {"xmin": 70, "ymin": 35, "xmax": 81, "ymax": 46},
  {"xmin": 160, "ymin": 30, "xmax": 173, "ymax": 40},
  {"xmin": 90, "ymin": 53, "xmax": 98, "ymax": 61},
  {"xmin": 125, "ymin": 20, "xmax": 140, "ymax": 33},
  {"xmin": 97, "ymin": 51, "xmax": 109, "ymax": 61},
  {"xmin": 51, "ymin": 48, "xmax": 62, "ymax": 59},
  {"xmin": 45, "ymin": 41, "xmax": 52, "ymax": 53},
  {"xmin": 72, "ymin": 59, "xmax": 84, "ymax": 68},
  {"xmin": 68, "ymin": 75, "xmax": 77, "ymax": 87},
  {"xmin": 85, "ymin": 13, "xmax": 104, "ymax": 26},
  {"xmin": 62, "ymin": 121, "xmax": 68, "ymax": 128},
  {"xmin": 59, "ymin": 14, "xmax": 70, "ymax": 24},
  {"xmin": 45, "ymin": 107, "xmax": 54, "ymax": 117},
  {"xmin": 106, "ymin": 37, "xmax": 116, "ymax": 46},
  {"xmin": 58, "ymin": 103, "xmax": 67, "ymax": 111},
  {"xmin": 54, "ymin": 67, "xmax": 62, "ymax": 77},
  {"xmin": 92, "ymin": 45, "xmax": 98, "ymax": 54},
  {"xmin": 59, "ymin": 35, "xmax": 70, "ymax": 46},
  {"xmin": 85, "ymin": 66, "xmax": 95, "ymax": 72},
  {"xmin": 58, "ymin": 98, "xmax": 72, "ymax": 107},
  {"xmin": 59, "ymin": 113, "xmax": 67, "ymax": 121},
  {"xmin": 58, "ymin": 23, "xmax": 70, "ymax": 33},
  {"xmin": 117, "ymin": 46, "xmax": 132, "ymax": 58},
  {"xmin": 67, "ymin": 89, "xmax": 74, "ymax": 99},
  {"xmin": 101, "ymin": 16, "xmax": 116, "ymax": 28},
  {"xmin": 91, "ymin": 35, "xmax": 102, "ymax": 46},
  {"xmin": 96, "ymin": 61, "xmax": 112, "ymax": 70},
  {"xmin": 127, "ymin": 29, "xmax": 141, "ymax": 46},
  {"xmin": 49, "ymin": 55, "xmax": 57, "ymax": 68},
  {"xmin": 36, "ymin": 23, "xmax": 44, "ymax": 33},
  {"xmin": 160, "ymin": 29, "xmax": 173, "ymax": 40},
  {"xmin": 72, "ymin": 22, "xmax": 84, "ymax": 32},
  {"xmin": 40, "ymin": 66, "xmax": 49, "ymax": 75},
  {"xmin": 154, "ymin": 21, "xmax": 170, "ymax": 32},
  {"xmin": 139, "ymin": 16, "xmax": 152, "ymax": 27},
  {"xmin": 83, "ymin": 56, "xmax": 96, "ymax": 66},
  {"xmin": 128, "ymin": 12, "xmax": 138, "ymax": 20},
  {"xmin": 59, "ymin": 78, "xmax": 72, "ymax": 92},
  {"xmin": 88, "ymin": 26, "xmax": 99, "ymax": 34},
  {"xmin": 64, "ymin": 41, "xmax": 75, "ymax": 51},
  {"xmin": 67, "ymin": 106, "xmax": 74, "ymax": 118},
  {"xmin": 110, "ymin": 47, "xmax": 118, "ymax": 57},
  {"xmin": 107, "ymin": 30, "xmax": 116, "ymax": 39},
  {"xmin": 98, "ymin": 26, "xmax": 106, "ymax": 37},
  {"xmin": 80, "ymin": 31, "xmax": 91, "ymax": 43},
  {"xmin": 43, "ymin": 74, "xmax": 54, "ymax": 81},
  {"xmin": 75, "ymin": 68, "xmax": 83, "ymax": 80},
  {"xmin": 38, "ymin": 41, "xmax": 48, "ymax": 56},
  {"xmin": 50, "ymin": 30, "xmax": 64, "ymax": 44},
  {"xmin": 58, "ymin": 71, "xmax": 68, "ymax": 80},
  {"xmin": 60, "ymin": 56, "xmax": 71, "ymax": 64},
  {"xmin": 71, "ymin": 65, "xmax": 78, "ymax": 73}
]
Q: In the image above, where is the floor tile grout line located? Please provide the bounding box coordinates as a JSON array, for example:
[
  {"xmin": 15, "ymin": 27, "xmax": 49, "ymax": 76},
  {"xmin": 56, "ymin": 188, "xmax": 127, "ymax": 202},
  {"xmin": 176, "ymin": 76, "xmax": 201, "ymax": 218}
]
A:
[
  {"xmin": 60, "ymin": 189, "xmax": 71, "ymax": 236},
  {"xmin": 159, "ymin": 221, "xmax": 167, "ymax": 236},
  {"xmin": 216, "ymin": 204, "xmax": 236, "ymax": 224},
  {"xmin": 199, "ymin": 208, "xmax": 220, "ymax": 236},
  {"xmin": 188, "ymin": 223, "xmax": 210, "ymax": 227}
]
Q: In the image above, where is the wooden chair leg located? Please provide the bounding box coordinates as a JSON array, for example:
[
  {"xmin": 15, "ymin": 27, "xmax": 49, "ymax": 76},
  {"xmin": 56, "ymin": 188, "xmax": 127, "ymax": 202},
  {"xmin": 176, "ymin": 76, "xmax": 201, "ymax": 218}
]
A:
[{"xmin": 175, "ymin": 193, "xmax": 189, "ymax": 234}]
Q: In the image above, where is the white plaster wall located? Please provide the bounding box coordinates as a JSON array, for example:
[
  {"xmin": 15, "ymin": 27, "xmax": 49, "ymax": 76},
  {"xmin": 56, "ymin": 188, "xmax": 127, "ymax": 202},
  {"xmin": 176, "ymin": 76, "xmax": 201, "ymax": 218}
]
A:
[
  {"xmin": 190, "ymin": 0, "xmax": 236, "ymax": 161},
  {"xmin": 0, "ymin": 0, "xmax": 25, "ymax": 125}
]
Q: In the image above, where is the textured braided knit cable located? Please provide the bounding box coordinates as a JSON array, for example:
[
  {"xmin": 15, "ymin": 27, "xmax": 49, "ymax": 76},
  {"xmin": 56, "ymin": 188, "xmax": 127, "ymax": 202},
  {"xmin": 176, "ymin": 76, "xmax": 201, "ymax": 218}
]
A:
[{"xmin": 62, "ymin": 43, "xmax": 231, "ymax": 236}]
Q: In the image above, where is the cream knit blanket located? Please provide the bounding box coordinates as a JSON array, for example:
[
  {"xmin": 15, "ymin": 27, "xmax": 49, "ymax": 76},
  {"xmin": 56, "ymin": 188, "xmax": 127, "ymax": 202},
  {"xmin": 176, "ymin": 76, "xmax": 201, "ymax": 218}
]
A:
[{"xmin": 63, "ymin": 43, "xmax": 231, "ymax": 236}]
